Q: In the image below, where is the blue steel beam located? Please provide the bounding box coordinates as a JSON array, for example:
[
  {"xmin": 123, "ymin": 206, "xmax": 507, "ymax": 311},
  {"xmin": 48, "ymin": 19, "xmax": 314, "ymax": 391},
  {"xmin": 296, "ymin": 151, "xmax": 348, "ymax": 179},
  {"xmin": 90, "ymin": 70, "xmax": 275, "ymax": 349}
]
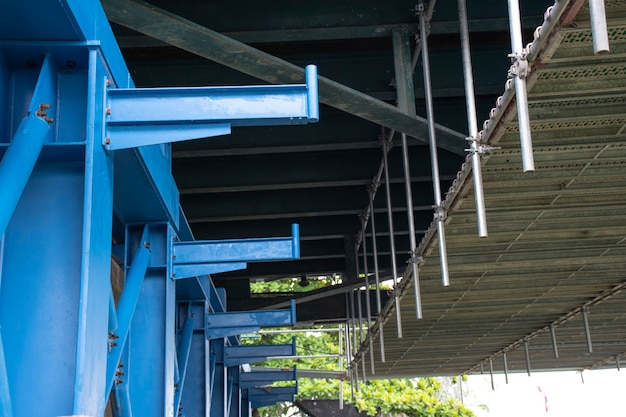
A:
[
  {"xmin": 239, "ymin": 366, "xmax": 297, "ymax": 389},
  {"xmin": 206, "ymin": 300, "xmax": 297, "ymax": 340},
  {"xmin": 247, "ymin": 386, "xmax": 297, "ymax": 408},
  {"xmin": 224, "ymin": 338, "xmax": 297, "ymax": 368},
  {"xmin": 172, "ymin": 224, "xmax": 300, "ymax": 279},
  {"xmin": 106, "ymin": 225, "xmax": 152, "ymax": 397},
  {"xmin": 105, "ymin": 65, "xmax": 319, "ymax": 150}
]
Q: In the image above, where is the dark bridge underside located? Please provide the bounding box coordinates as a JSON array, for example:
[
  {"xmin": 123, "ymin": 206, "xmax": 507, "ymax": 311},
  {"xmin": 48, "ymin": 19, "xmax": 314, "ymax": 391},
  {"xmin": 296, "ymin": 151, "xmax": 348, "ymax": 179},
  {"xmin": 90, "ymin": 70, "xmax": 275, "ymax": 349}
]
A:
[{"xmin": 105, "ymin": 0, "xmax": 626, "ymax": 376}]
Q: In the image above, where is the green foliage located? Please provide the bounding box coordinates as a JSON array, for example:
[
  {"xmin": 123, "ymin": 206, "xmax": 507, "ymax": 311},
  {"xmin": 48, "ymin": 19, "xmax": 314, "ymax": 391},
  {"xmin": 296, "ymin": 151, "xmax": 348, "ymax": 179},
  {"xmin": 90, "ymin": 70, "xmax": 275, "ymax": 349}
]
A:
[
  {"xmin": 250, "ymin": 275, "xmax": 340, "ymax": 294},
  {"xmin": 246, "ymin": 330, "xmax": 475, "ymax": 417}
]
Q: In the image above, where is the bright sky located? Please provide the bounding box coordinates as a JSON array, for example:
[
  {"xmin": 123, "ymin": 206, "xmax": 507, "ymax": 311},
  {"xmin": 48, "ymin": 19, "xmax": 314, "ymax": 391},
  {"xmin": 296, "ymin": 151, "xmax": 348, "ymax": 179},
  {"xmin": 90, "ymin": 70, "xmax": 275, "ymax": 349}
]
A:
[{"xmin": 462, "ymin": 369, "xmax": 625, "ymax": 416}]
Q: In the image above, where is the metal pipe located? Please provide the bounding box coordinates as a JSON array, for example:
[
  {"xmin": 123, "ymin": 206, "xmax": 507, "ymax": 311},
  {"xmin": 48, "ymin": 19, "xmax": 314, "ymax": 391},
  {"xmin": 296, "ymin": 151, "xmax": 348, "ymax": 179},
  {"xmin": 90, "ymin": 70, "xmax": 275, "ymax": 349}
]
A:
[
  {"xmin": 357, "ymin": 289, "xmax": 364, "ymax": 346},
  {"xmin": 418, "ymin": 1, "xmax": 450, "ymax": 286},
  {"xmin": 382, "ymin": 140, "xmax": 403, "ymax": 338},
  {"xmin": 617, "ymin": 356, "xmax": 621, "ymax": 372},
  {"xmin": 550, "ymin": 324, "xmax": 559, "ymax": 358},
  {"xmin": 524, "ymin": 338, "xmax": 532, "ymax": 376},
  {"xmin": 0, "ymin": 115, "xmax": 49, "ymax": 238},
  {"xmin": 392, "ymin": 29, "xmax": 423, "ymax": 317},
  {"xmin": 480, "ymin": 362, "xmax": 484, "ymax": 375},
  {"xmin": 589, "ymin": 0, "xmax": 610, "ymax": 54},
  {"xmin": 361, "ymin": 350, "xmax": 367, "ymax": 382},
  {"xmin": 457, "ymin": 0, "xmax": 488, "ymax": 237},
  {"xmin": 339, "ymin": 324, "xmax": 344, "ymax": 410},
  {"xmin": 582, "ymin": 306, "xmax": 593, "ymax": 353},
  {"xmin": 347, "ymin": 292, "xmax": 357, "ymax": 360},
  {"xmin": 369, "ymin": 192, "xmax": 386, "ymax": 362},
  {"xmin": 507, "ymin": 0, "xmax": 535, "ymax": 172},
  {"xmin": 360, "ymin": 220, "xmax": 376, "ymax": 375},
  {"xmin": 488, "ymin": 359, "xmax": 495, "ymax": 391},
  {"xmin": 503, "ymin": 352, "xmax": 509, "ymax": 384}
]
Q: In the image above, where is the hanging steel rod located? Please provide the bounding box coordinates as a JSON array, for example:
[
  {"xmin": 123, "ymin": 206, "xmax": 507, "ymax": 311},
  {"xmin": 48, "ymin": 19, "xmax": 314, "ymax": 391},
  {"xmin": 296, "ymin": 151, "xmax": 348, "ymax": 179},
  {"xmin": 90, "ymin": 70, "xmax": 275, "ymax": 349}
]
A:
[
  {"xmin": 418, "ymin": 1, "xmax": 450, "ymax": 287},
  {"xmin": 589, "ymin": 0, "xmax": 610, "ymax": 54},
  {"xmin": 382, "ymin": 138, "xmax": 403, "ymax": 338},
  {"xmin": 507, "ymin": 0, "xmax": 535, "ymax": 172},
  {"xmin": 458, "ymin": 0, "xmax": 488, "ymax": 238},
  {"xmin": 368, "ymin": 191, "xmax": 386, "ymax": 363},
  {"xmin": 393, "ymin": 28, "xmax": 424, "ymax": 319}
]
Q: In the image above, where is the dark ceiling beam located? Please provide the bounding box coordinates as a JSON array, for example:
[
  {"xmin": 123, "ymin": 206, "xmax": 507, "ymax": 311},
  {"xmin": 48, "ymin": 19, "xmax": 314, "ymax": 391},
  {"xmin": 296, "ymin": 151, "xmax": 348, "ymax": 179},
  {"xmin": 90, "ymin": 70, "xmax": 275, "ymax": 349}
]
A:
[
  {"xmin": 114, "ymin": 17, "xmax": 542, "ymax": 47},
  {"xmin": 102, "ymin": 0, "xmax": 467, "ymax": 155},
  {"xmin": 173, "ymin": 141, "xmax": 383, "ymax": 158},
  {"xmin": 179, "ymin": 174, "xmax": 456, "ymax": 194}
]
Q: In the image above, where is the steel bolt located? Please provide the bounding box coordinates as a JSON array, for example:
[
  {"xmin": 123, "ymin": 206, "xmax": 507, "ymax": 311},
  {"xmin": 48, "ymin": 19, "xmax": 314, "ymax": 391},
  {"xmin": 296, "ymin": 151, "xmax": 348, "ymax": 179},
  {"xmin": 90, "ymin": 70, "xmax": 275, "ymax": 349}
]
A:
[
  {"xmin": 105, "ymin": 138, "xmax": 111, "ymax": 145},
  {"xmin": 106, "ymin": 108, "xmax": 111, "ymax": 115}
]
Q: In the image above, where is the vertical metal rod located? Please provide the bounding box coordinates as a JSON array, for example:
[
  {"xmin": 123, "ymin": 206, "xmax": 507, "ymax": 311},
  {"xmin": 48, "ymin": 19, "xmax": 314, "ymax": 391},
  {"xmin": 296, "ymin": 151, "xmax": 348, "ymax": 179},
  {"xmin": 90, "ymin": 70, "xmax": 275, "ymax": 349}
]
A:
[
  {"xmin": 550, "ymin": 324, "xmax": 559, "ymax": 359},
  {"xmin": 457, "ymin": 0, "xmax": 488, "ymax": 237},
  {"xmin": 480, "ymin": 362, "xmax": 484, "ymax": 375},
  {"xmin": 360, "ymin": 221, "xmax": 376, "ymax": 375},
  {"xmin": 369, "ymin": 192, "xmax": 386, "ymax": 362},
  {"xmin": 357, "ymin": 289, "xmax": 364, "ymax": 346},
  {"xmin": 524, "ymin": 338, "xmax": 532, "ymax": 376},
  {"xmin": 382, "ymin": 140, "xmax": 403, "ymax": 338},
  {"xmin": 349, "ymin": 291, "xmax": 357, "ymax": 355},
  {"xmin": 488, "ymin": 358, "xmax": 495, "ymax": 391},
  {"xmin": 589, "ymin": 0, "xmax": 610, "ymax": 54},
  {"xmin": 355, "ymin": 243, "xmax": 363, "ymax": 347},
  {"xmin": 393, "ymin": 28, "xmax": 424, "ymax": 319},
  {"xmin": 507, "ymin": 0, "xmax": 535, "ymax": 172},
  {"xmin": 503, "ymin": 353, "xmax": 509, "ymax": 384},
  {"xmin": 580, "ymin": 371, "xmax": 585, "ymax": 384},
  {"xmin": 338, "ymin": 323, "xmax": 344, "ymax": 410},
  {"xmin": 582, "ymin": 306, "xmax": 593, "ymax": 353},
  {"xmin": 616, "ymin": 356, "xmax": 621, "ymax": 372},
  {"xmin": 361, "ymin": 349, "xmax": 367, "ymax": 382},
  {"xmin": 353, "ymin": 355, "xmax": 360, "ymax": 392},
  {"xmin": 418, "ymin": 1, "xmax": 450, "ymax": 286}
]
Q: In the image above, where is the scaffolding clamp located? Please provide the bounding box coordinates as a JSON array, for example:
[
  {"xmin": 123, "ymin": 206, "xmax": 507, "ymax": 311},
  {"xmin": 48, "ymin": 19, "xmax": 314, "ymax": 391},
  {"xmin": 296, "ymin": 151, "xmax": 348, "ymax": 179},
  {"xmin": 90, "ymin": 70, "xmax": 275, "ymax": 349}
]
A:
[
  {"xmin": 433, "ymin": 205, "xmax": 447, "ymax": 222},
  {"xmin": 465, "ymin": 136, "xmax": 499, "ymax": 158},
  {"xmin": 507, "ymin": 52, "xmax": 530, "ymax": 80}
]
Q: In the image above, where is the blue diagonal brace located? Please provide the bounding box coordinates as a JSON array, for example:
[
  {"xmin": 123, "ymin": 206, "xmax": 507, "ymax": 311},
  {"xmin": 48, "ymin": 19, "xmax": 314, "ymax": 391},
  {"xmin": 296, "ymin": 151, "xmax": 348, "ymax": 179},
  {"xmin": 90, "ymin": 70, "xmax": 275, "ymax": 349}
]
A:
[
  {"xmin": 0, "ymin": 54, "xmax": 54, "ymax": 237},
  {"xmin": 206, "ymin": 300, "xmax": 296, "ymax": 340},
  {"xmin": 224, "ymin": 338, "xmax": 296, "ymax": 367},
  {"xmin": 106, "ymin": 225, "xmax": 152, "ymax": 397},
  {"xmin": 104, "ymin": 65, "xmax": 318, "ymax": 150},
  {"xmin": 240, "ymin": 366, "xmax": 297, "ymax": 389},
  {"xmin": 172, "ymin": 224, "xmax": 300, "ymax": 279},
  {"xmin": 174, "ymin": 314, "xmax": 195, "ymax": 414}
]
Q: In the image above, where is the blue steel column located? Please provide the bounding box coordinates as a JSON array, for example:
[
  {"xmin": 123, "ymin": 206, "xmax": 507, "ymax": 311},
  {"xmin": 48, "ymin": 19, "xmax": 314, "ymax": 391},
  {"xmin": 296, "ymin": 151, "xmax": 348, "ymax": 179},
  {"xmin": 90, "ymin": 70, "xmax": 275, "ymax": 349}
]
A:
[{"xmin": 0, "ymin": 46, "xmax": 115, "ymax": 416}]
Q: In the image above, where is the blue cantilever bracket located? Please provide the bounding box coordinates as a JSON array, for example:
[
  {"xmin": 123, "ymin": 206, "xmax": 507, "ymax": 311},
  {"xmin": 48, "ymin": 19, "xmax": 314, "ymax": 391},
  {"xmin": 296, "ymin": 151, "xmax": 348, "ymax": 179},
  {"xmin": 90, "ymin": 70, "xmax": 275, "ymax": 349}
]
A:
[
  {"xmin": 206, "ymin": 300, "xmax": 297, "ymax": 340},
  {"xmin": 246, "ymin": 385, "xmax": 298, "ymax": 408},
  {"xmin": 171, "ymin": 224, "xmax": 300, "ymax": 279},
  {"xmin": 224, "ymin": 338, "xmax": 297, "ymax": 367},
  {"xmin": 104, "ymin": 65, "xmax": 319, "ymax": 150},
  {"xmin": 240, "ymin": 366, "xmax": 297, "ymax": 389}
]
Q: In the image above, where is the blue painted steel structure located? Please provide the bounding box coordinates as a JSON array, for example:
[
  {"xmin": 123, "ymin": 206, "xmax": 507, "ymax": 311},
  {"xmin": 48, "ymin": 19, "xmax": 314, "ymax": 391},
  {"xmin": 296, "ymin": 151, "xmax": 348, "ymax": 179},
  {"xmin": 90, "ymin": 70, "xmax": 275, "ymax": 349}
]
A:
[{"xmin": 0, "ymin": 1, "xmax": 316, "ymax": 416}]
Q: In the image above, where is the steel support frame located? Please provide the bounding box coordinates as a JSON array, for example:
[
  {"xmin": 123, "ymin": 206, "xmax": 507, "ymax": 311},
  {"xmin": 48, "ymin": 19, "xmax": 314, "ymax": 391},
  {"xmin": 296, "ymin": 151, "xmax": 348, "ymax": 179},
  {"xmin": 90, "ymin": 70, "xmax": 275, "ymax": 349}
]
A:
[{"xmin": 0, "ymin": 2, "xmax": 312, "ymax": 416}]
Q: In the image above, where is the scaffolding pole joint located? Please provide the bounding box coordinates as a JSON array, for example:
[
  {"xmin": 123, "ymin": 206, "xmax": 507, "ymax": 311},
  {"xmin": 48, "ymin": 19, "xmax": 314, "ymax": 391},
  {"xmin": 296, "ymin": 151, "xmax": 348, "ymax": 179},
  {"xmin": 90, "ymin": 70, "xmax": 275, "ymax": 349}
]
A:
[{"xmin": 507, "ymin": 52, "xmax": 530, "ymax": 80}]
